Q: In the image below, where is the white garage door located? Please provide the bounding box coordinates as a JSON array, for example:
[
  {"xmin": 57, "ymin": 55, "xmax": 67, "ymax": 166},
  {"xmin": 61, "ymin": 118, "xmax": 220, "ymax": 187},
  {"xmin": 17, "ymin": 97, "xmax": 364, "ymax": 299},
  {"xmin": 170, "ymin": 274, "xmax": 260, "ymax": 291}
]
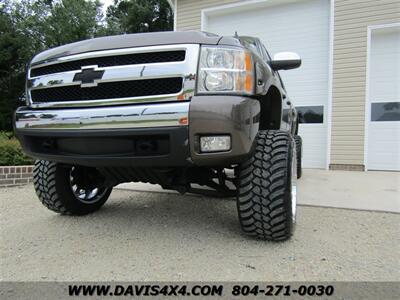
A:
[
  {"xmin": 367, "ymin": 26, "xmax": 400, "ymax": 171},
  {"xmin": 205, "ymin": 0, "xmax": 330, "ymax": 168}
]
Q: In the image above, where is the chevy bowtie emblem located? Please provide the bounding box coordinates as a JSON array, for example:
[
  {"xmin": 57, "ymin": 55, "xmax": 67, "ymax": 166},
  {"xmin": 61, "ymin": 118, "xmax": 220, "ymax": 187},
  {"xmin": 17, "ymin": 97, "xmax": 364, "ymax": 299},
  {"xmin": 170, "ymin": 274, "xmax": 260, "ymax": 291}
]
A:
[{"xmin": 73, "ymin": 66, "xmax": 104, "ymax": 87}]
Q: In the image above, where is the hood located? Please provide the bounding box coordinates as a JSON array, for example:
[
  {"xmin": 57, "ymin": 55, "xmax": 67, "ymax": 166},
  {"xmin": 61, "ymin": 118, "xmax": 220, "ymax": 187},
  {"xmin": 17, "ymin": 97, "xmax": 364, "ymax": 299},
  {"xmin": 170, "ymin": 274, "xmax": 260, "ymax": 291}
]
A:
[{"xmin": 31, "ymin": 31, "xmax": 229, "ymax": 65}]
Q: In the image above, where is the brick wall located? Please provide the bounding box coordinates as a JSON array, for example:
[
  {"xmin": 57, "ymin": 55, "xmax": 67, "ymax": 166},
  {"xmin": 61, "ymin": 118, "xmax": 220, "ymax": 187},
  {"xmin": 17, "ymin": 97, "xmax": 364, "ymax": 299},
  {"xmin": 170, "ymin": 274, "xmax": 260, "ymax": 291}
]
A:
[
  {"xmin": 329, "ymin": 164, "xmax": 365, "ymax": 171},
  {"xmin": 0, "ymin": 165, "xmax": 33, "ymax": 187}
]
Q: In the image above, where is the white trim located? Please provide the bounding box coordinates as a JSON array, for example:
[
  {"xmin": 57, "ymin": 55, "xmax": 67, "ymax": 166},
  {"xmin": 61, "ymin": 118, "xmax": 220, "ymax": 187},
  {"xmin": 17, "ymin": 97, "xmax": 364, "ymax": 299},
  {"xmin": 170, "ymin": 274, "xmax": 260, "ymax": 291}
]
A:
[
  {"xmin": 326, "ymin": 0, "xmax": 334, "ymax": 170},
  {"xmin": 202, "ymin": 0, "xmax": 267, "ymax": 17},
  {"xmin": 368, "ymin": 23, "xmax": 400, "ymax": 31},
  {"xmin": 167, "ymin": 0, "xmax": 174, "ymax": 9},
  {"xmin": 363, "ymin": 22, "xmax": 400, "ymax": 171},
  {"xmin": 202, "ymin": 0, "xmax": 299, "ymax": 16},
  {"xmin": 364, "ymin": 27, "xmax": 372, "ymax": 171},
  {"xmin": 173, "ymin": 0, "xmax": 177, "ymax": 31},
  {"xmin": 200, "ymin": 8, "xmax": 207, "ymax": 31},
  {"xmin": 201, "ymin": 0, "xmax": 300, "ymax": 30}
]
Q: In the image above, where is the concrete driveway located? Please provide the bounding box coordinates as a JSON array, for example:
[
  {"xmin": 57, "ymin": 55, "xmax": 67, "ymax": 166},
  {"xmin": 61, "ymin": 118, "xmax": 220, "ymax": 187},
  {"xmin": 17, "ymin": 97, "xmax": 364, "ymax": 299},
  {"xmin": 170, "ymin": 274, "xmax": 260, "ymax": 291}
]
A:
[
  {"xmin": 1, "ymin": 175, "xmax": 399, "ymax": 282},
  {"xmin": 119, "ymin": 169, "xmax": 400, "ymax": 213}
]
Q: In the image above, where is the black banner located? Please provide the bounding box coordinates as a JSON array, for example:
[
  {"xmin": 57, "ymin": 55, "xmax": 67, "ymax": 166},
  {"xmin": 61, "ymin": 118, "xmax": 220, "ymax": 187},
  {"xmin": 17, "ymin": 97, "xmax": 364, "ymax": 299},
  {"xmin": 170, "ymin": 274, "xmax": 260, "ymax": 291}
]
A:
[{"xmin": 1, "ymin": 282, "xmax": 399, "ymax": 299}]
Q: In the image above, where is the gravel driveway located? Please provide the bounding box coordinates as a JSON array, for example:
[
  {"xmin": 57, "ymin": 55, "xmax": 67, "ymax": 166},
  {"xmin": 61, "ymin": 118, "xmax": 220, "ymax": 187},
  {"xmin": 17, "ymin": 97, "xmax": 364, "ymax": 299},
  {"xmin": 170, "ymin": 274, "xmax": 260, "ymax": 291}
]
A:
[{"xmin": 1, "ymin": 184, "xmax": 399, "ymax": 281}]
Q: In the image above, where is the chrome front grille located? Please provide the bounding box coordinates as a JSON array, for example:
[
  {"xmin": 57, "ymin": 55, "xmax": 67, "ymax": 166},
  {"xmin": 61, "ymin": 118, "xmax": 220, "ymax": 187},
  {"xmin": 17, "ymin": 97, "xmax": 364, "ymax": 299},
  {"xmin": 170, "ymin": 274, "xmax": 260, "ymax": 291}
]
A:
[
  {"xmin": 30, "ymin": 50, "xmax": 186, "ymax": 77},
  {"xmin": 27, "ymin": 44, "xmax": 199, "ymax": 108},
  {"xmin": 30, "ymin": 78, "xmax": 183, "ymax": 102}
]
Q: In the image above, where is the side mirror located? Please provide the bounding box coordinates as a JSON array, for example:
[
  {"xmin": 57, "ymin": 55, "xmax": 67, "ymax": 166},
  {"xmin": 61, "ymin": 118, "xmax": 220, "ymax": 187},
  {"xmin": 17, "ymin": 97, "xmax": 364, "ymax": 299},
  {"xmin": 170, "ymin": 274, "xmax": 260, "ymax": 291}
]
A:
[{"xmin": 270, "ymin": 52, "xmax": 301, "ymax": 70}]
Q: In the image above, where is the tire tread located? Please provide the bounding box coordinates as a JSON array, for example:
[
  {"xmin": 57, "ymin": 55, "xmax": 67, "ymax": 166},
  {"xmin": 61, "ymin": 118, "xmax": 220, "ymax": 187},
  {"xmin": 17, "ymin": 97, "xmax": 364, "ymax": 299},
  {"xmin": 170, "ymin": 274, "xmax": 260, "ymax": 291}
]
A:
[
  {"xmin": 33, "ymin": 160, "xmax": 111, "ymax": 215},
  {"xmin": 294, "ymin": 135, "xmax": 302, "ymax": 179},
  {"xmin": 237, "ymin": 130, "xmax": 294, "ymax": 241},
  {"xmin": 33, "ymin": 160, "xmax": 70, "ymax": 214}
]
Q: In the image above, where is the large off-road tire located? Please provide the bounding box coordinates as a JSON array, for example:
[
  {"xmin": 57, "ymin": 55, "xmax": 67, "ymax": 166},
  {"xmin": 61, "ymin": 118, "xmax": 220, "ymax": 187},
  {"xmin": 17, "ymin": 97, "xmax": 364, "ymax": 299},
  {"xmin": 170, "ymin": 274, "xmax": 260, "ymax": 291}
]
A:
[
  {"xmin": 33, "ymin": 160, "xmax": 112, "ymax": 215},
  {"xmin": 236, "ymin": 130, "xmax": 297, "ymax": 241},
  {"xmin": 294, "ymin": 135, "xmax": 302, "ymax": 179}
]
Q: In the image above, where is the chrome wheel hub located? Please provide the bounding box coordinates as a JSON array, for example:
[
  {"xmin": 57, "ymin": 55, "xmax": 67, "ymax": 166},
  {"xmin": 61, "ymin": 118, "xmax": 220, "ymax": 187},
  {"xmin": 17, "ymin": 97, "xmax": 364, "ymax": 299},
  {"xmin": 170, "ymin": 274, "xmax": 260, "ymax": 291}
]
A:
[{"xmin": 69, "ymin": 167, "xmax": 107, "ymax": 204}]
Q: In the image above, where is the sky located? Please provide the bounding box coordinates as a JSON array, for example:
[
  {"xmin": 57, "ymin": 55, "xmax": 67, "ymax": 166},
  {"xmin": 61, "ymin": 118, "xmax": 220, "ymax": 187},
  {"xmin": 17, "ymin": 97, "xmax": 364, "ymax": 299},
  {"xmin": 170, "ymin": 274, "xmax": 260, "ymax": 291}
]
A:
[{"xmin": 100, "ymin": 0, "xmax": 114, "ymax": 12}]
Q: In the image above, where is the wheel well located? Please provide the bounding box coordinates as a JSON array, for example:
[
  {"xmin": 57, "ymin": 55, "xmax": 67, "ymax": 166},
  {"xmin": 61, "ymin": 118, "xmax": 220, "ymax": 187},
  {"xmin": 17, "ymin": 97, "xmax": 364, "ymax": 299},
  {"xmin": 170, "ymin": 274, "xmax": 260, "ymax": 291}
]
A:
[{"xmin": 259, "ymin": 86, "xmax": 282, "ymax": 130}]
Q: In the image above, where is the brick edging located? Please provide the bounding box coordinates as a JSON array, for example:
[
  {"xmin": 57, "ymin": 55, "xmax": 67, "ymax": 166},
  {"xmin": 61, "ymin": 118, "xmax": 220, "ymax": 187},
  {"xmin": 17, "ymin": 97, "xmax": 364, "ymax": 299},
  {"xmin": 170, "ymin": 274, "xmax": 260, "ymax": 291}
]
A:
[
  {"xmin": 329, "ymin": 164, "xmax": 365, "ymax": 171},
  {"xmin": 0, "ymin": 165, "xmax": 34, "ymax": 187},
  {"xmin": 1, "ymin": 163, "xmax": 366, "ymax": 187}
]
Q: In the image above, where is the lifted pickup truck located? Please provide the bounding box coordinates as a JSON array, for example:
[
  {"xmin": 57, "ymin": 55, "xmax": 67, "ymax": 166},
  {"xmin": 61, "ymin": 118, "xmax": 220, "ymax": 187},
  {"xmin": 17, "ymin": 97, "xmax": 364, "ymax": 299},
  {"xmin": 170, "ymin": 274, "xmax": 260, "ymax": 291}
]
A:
[{"xmin": 15, "ymin": 31, "xmax": 302, "ymax": 241}]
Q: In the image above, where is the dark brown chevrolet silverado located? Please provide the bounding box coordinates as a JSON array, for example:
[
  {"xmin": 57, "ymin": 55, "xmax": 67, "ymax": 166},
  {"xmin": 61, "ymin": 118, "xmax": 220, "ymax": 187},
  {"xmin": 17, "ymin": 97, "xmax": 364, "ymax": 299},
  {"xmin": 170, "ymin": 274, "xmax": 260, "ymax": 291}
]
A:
[{"xmin": 14, "ymin": 31, "xmax": 303, "ymax": 241}]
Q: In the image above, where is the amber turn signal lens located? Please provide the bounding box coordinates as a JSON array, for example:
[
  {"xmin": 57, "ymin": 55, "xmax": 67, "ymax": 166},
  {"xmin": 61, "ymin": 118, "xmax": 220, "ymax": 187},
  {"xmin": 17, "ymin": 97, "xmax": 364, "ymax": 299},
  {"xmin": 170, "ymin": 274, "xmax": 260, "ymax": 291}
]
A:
[
  {"xmin": 244, "ymin": 52, "xmax": 254, "ymax": 93},
  {"xmin": 178, "ymin": 117, "xmax": 188, "ymax": 125},
  {"xmin": 245, "ymin": 52, "xmax": 252, "ymax": 71}
]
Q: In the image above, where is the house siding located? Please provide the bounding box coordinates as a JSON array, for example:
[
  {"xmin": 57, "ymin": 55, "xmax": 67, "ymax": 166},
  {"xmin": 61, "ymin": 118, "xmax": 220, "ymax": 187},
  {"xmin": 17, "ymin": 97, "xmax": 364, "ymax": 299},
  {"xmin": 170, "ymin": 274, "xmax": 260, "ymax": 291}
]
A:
[
  {"xmin": 331, "ymin": 0, "xmax": 400, "ymax": 168},
  {"xmin": 176, "ymin": 0, "xmax": 400, "ymax": 169}
]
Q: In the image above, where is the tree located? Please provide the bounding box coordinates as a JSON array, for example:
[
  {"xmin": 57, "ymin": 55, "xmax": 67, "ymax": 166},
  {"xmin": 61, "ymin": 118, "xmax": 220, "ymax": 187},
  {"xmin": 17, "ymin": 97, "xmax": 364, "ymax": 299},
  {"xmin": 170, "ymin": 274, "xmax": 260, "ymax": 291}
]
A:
[
  {"xmin": 10, "ymin": 0, "xmax": 105, "ymax": 48},
  {"xmin": 43, "ymin": 0, "xmax": 104, "ymax": 47},
  {"xmin": 106, "ymin": 0, "xmax": 173, "ymax": 34},
  {"xmin": 0, "ymin": 2, "xmax": 29, "ymax": 131}
]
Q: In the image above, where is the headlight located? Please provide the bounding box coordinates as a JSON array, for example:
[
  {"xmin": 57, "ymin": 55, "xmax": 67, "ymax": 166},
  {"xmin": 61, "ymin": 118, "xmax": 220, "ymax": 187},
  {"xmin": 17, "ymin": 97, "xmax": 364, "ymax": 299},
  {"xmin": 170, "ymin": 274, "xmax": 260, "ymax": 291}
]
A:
[
  {"xmin": 206, "ymin": 49, "xmax": 234, "ymax": 69},
  {"xmin": 204, "ymin": 72, "xmax": 234, "ymax": 91},
  {"xmin": 197, "ymin": 46, "xmax": 254, "ymax": 94}
]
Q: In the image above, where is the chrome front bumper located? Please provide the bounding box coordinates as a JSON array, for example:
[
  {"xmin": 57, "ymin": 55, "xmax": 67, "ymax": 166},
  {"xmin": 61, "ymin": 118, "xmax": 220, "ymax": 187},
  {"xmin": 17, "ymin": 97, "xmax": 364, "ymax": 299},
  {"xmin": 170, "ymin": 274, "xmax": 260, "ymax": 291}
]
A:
[
  {"xmin": 14, "ymin": 96, "xmax": 260, "ymax": 168},
  {"xmin": 15, "ymin": 102, "xmax": 189, "ymax": 131}
]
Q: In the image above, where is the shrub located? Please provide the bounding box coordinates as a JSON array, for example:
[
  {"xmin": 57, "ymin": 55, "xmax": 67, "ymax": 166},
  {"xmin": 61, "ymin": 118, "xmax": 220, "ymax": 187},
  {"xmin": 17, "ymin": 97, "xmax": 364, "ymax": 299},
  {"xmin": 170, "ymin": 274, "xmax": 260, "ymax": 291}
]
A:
[{"xmin": 0, "ymin": 134, "xmax": 34, "ymax": 166}]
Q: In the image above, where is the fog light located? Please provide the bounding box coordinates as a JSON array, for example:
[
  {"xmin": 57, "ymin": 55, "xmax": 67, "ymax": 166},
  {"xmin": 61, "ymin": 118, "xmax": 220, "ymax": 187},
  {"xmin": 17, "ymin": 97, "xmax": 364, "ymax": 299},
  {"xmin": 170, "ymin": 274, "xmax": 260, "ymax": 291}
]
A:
[{"xmin": 200, "ymin": 136, "xmax": 231, "ymax": 153}]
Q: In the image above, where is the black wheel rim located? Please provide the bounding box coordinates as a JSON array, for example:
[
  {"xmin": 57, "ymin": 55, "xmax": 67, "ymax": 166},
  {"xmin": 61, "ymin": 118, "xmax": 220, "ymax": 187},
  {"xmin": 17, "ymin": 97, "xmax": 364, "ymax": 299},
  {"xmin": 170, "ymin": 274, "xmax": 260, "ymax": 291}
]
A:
[{"xmin": 69, "ymin": 167, "xmax": 108, "ymax": 204}]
